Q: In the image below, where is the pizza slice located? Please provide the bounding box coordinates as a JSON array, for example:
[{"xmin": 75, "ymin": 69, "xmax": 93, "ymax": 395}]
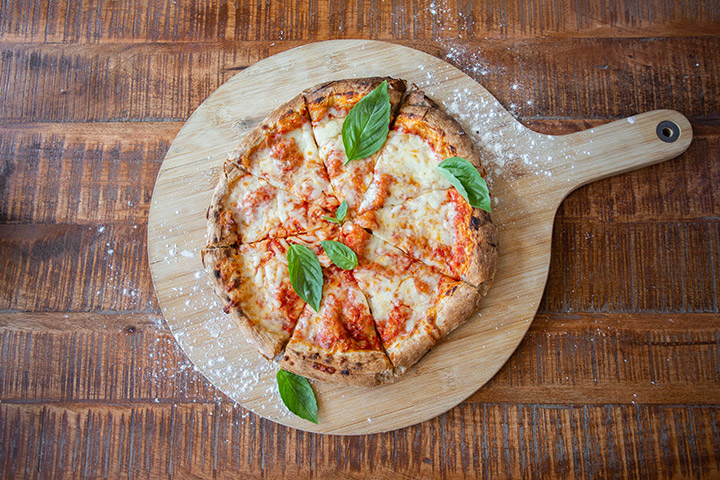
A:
[
  {"xmin": 359, "ymin": 86, "xmax": 485, "ymax": 212},
  {"xmin": 280, "ymin": 266, "xmax": 393, "ymax": 386},
  {"xmin": 340, "ymin": 223, "xmax": 484, "ymax": 373},
  {"xmin": 202, "ymin": 229, "xmax": 337, "ymax": 360},
  {"xmin": 206, "ymin": 162, "xmax": 333, "ymax": 247},
  {"xmin": 353, "ymin": 189, "xmax": 497, "ymax": 291},
  {"xmin": 228, "ymin": 93, "xmax": 338, "ymax": 209},
  {"xmin": 304, "ymin": 77, "xmax": 407, "ymax": 215}
]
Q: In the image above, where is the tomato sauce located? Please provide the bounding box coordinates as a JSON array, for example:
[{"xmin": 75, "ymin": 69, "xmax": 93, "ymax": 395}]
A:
[{"xmin": 270, "ymin": 136, "xmax": 304, "ymax": 174}]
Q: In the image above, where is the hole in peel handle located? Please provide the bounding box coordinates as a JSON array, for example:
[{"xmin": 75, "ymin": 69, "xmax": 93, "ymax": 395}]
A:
[
  {"xmin": 656, "ymin": 120, "xmax": 680, "ymax": 143},
  {"xmin": 549, "ymin": 109, "xmax": 693, "ymax": 204}
]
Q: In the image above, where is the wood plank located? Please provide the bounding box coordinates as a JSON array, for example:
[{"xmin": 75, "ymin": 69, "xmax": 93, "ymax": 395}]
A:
[
  {"xmin": 0, "ymin": 123, "xmax": 180, "ymax": 224},
  {"xmin": 0, "ymin": 402, "xmax": 718, "ymax": 479},
  {"xmin": 1, "ymin": 0, "xmax": 719, "ymax": 44},
  {"xmin": 1, "ymin": 37, "xmax": 719, "ymax": 123},
  {"xmin": 0, "ymin": 224, "xmax": 158, "ymax": 312},
  {"xmin": 2, "ymin": 312, "xmax": 718, "ymax": 406}
]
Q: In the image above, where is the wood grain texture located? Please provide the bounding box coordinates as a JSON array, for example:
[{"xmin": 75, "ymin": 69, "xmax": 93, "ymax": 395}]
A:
[
  {"xmin": 1, "ymin": 37, "xmax": 719, "ymax": 123},
  {"xmin": 1, "ymin": 402, "xmax": 719, "ymax": 479},
  {"xmin": 1, "ymin": 0, "xmax": 719, "ymax": 476},
  {"xmin": 1, "ymin": 0, "xmax": 719, "ymax": 43}
]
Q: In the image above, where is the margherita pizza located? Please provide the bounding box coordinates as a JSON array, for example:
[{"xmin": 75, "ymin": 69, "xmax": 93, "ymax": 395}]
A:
[{"xmin": 204, "ymin": 77, "xmax": 499, "ymax": 386}]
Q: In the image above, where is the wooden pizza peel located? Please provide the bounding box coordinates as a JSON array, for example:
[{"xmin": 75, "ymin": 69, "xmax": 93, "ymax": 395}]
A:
[{"xmin": 147, "ymin": 40, "xmax": 692, "ymax": 434}]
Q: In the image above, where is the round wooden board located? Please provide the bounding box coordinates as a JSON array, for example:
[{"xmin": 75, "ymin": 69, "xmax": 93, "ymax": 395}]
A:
[{"xmin": 147, "ymin": 40, "xmax": 692, "ymax": 434}]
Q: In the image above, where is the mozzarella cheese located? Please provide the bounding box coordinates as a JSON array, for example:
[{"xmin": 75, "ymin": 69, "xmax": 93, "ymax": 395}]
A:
[
  {"xmin": 247, "ymin": 122, "xmax": 335, "ymax": 207},
  {"xmin": 312, "ymin": 113, "xmax": 379, "ymax": 212},
  {"xmin": 358, "ymin": 190, "xmax": 460, "ymax": 279},
  {"xmin": 359, "ymin": 131, "xmax": 451, "ymax": 212},
  {"xmin": 226, "ymin": 173, "xmax": 326, "ymax": 244}
]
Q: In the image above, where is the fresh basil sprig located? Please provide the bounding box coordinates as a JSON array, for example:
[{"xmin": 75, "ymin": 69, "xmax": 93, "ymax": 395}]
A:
[
  {"xmin": 321, "ymin": 200, "xmax": 348, "ymax": 225},
  {"xmin": 342, "ymin": 80, "xmax": 391, "ymax": 164},
  {"xmin": 437, "ymin": 157, "xmax": 492, "ymax": 212},
  {"xmin": 321, "ymin": 240, "xmax": 358, "ymax": 270},
  {"xmin": 277, "ymin": 369, "xmax": 318, "ymax": 423},
  {"xmin": 287, "ymin": 243, "xmax": 323, "ymax": 312}
]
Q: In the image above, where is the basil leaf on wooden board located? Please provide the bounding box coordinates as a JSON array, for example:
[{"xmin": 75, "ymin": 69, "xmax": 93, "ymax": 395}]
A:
[
  {"xmin": 321, "ymin": 200, "xmax": 348, "ymax": 225},
  {"xmin": 437, "ymin": 157, "xmax": 492, "ymax": 212},
  {"xmin": 287, "ymin": 243, "xmax": 323, "ymax": 312},
  {"xmin": 342, "ymin": 80, "xmax": 391, "ymax": 163},
  {"xmin": 320, "ymin": 240, "xmax": 358, "ymax": 270},
  {"xmin": 277, "ymin": 369, "xmax": 318, "ymax": 424}
]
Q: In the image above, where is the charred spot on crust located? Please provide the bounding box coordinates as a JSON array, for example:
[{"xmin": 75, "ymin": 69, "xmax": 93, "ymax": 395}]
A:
[
  {"xmin": 312, "ymin": 362, "xmax": 336, "ymax": 374},
  {"xmin": 470, "ymin": 215, "xmax": 481, "ymax": 230},
  {"xmin": 309, "ymin": 352, "xmax": 320, "ymax": 359},
  {"xmin": 451, "ymin": 285, "xmax": 458, "ymax": 294},
  {"xmin": 340, "ymin": 369, "xmax": 350, "ymax": 375},
  {"xmin": 283, "ymin": 355, "xmax": 289, "ymax": 361},
  {"xmin": 214, "ymin": 269, "xmax": 221, "ymax": 278}
]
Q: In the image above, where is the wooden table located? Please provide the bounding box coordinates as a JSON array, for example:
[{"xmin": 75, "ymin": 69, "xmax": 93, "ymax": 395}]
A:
[{"xmin": 1, "ymin": 1, "xmax": 718, "ymax": 478}]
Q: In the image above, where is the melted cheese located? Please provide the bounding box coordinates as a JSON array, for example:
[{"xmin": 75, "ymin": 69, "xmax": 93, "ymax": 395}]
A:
[
  {"xmin": 359, "ymin": 131, "xmax": 451, "ymax": 211},
  {"xmin": 358, "ymin": 190, "xmax": 460, "ymax": 279},
  {"xmin": 247, "ymin": 122, "xmax": 335, "ymax": 207},
  {"xmin": 351, "ymin": 235, "xmax": 448, "ymax": 353},
  {"xmin": 220, "ymin": 239, "xmax": 303, "ymax": 342},
  {"xmin": 287, "ymin": 268, "xmax": 380, "ymax": 352},
  {"xmin": 311, "ymin": 113, "xmax": 378, "ymax": 212},
  {"xmin": 225, "ymin": 173, "xmax": 326, "ymax": 244}
]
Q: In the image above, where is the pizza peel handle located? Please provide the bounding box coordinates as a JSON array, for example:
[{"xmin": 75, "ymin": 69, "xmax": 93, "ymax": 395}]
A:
[{"xmin": 545, "ymin": 109, "xmax": 692, "ymax": 208}]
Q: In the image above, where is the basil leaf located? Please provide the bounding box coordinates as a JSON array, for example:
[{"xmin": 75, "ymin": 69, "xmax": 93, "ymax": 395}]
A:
[
  {"xmin": 277, "ymin": 369, "xmax": 318, "ymax": 424},
  {"xmin": 320, "ymin": 215, "xmax": 341, "ymax": 225},
  {"xmin": 335, "ymin": 200, "xmax": 348, "ymax": 222},
  {"xmin": 321, "ymin": 240, "xmax": 358, "ymax": 270},
  {"xmin": 287, "ymin": 243, "xmax": 323, "ymax": 312},
  {"xmin": 437, "ymin": 157, "xmax": 492, "ymax": 212},
  {"xmin": 320, "ymin": 200, "xmax": 348, "ymax": 225},
  {"xmin": 342, "ymin": 80, "xmax": 391, "ymax": 163}
]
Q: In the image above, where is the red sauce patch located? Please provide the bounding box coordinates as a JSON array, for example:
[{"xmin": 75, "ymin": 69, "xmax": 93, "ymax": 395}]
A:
[
  {"xmin": 325, "ymin": 149, "xmax": 345, "ymax": 179},
  {"xmin": 275, "ymin": 283, "xmax": 302, "ymax": 332},
  {"xmin": 240, "ymin": 185, "xmax": 274, "ymax": 218},
  {"xmin": 365, "ymin": 173, "xmax": 392, "ymax": 211},
  {"xmin": 381, "ymin": 303, "xmax": 412, "ymax": 344},
  {"xmin": 270, "ymin": 137, "xmax": 304, "ymax": 175}
]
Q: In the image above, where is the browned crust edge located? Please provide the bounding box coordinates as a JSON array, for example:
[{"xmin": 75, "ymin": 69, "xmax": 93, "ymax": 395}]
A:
[
  {"xmin": 200, "ymin": 247, "xmax": 286, "ymax": 360},
  {"xmin": 226, "ymin": 93, "xmax": 308, "ymax": 170},
  {"xmin": 205, "ymin": 162, "xmax": 243, "ymax": 248},
  {"xmin": 397, "ymin": 86, "xmax": 486, "ymax": 176},
  {"xmin": 280, "ymin": 339, "xmax": 394, "ymax": 387},
  {"xmin": 303, "ymin": 77, "xmax": 407, "ymax": 118},
  {"xmin": 387, "ymin": 281, "xmax": 482, "ymax": 373},
  {"xmin": 461, "ymin": 208, "xmax": 499, "ymax": 291}
]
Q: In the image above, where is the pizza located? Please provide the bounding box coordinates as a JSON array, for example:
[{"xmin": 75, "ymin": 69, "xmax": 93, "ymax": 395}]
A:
[{"xmin": 204, "ymin": 77, "xmax": 499, "ymax": 386}]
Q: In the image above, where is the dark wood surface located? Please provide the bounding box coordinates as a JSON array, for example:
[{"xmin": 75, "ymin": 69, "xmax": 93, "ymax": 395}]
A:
[{"xmin": 1, "ymin": 1, "xmax": 719, "ymax": 478}]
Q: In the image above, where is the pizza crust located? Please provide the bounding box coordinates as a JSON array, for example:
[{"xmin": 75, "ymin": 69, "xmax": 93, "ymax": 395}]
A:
[
  {"xmin": 206, "ymin": 162, "xmax": 241, "ymax": 247},
  {"xmin": 280, "ymin": 340, "xmax": 394, "ymax": 387},
  {"xmin": 303, "ymin": 77, "xmax": 407, "ymax": 114},
  {"xmin": 201, "ymin": 247, "xmax": 288, "ymax": 360},
  {"xmin": 461, "ymin": 208, "xmax": 499, "ymax": 293},
  {"xmin": 388, "ymin": 281, "xmax": 483, "ymax": 372},
  {"xmin": 397, "ymin": 87, "xmax": 486, "ymax": 176}
]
